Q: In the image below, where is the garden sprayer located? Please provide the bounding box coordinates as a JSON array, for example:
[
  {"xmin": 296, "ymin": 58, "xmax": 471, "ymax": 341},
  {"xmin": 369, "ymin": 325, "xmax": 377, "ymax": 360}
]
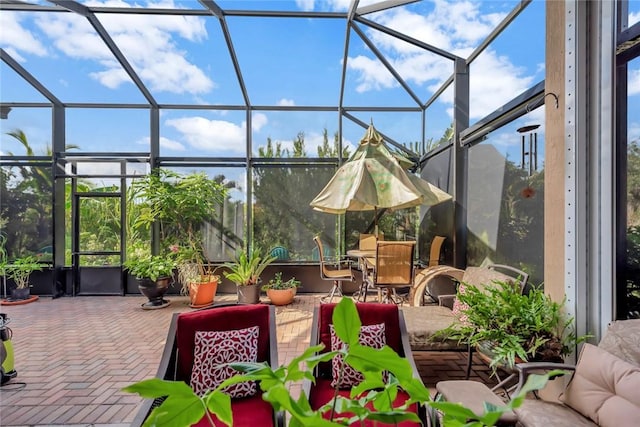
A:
[{"xmin": 0, "ymin": 313, "xmax": 17, "ymax": 385}]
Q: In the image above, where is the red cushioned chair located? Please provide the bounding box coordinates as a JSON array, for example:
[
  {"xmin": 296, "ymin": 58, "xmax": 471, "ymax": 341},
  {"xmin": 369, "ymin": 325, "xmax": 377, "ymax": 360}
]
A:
[
  {"xmin": 302, "ymin": 303, "xmax": 428, "ymax": 426},
  {"xmin": 131, "ymin": 304, "xmax": 283, "ymax": 427}
]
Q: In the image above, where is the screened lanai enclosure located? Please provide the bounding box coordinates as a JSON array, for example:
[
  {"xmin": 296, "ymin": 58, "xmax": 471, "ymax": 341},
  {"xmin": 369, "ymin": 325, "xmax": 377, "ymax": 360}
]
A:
[{"xmin": 0, "ymin": 0, "xmax": 639, "ymax": 322}]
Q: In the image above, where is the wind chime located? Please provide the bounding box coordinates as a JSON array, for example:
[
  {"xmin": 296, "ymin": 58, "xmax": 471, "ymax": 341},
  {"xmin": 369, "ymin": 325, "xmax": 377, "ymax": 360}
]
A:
[
  {"xmin": 518, "ymin": 124, "xmax": 540, "ymax": 175},
  {"xmin": 518, "ymin": 124, "xmax": 540, "ymax": 199}
]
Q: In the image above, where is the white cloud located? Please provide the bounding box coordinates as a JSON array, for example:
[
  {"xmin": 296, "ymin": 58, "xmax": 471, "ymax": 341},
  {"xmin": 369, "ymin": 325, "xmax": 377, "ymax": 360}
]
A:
[
  {"xmin": 0, "ymin": 12, "xmax": 47, "ymax": 59},
  {"xmin": 165, "ymin": 116, "xmax": 246, "ymax": 153},
  {"xmin": 90, "ymin": 66, "xmax": 129, "ymax": 89},
  {"xmin": 630, "ymin": 11, "xmax": 640, "ymax": 27},
  {"xmin": 431, "ymin": 0, "xmax": 504, "ymax": 47},
  {"xmin": 348, "ymin": 55, "xmax": 397, "ymax": 92},
  {"xmin": 277, "ymin": 98, "xmax": 296, "ymax": 106},
  {"xmin": 468, "ymin": 51, "xmax": 534, "ymax": 119},
  {"xmin": 252, "ymin": 113, "xmax": 268, "ymax": 131},
  {"xmin": 368, "ymin": 8, "xmax": 453, "ymax": 54},
  {"xmin": 434, "ymin": 50, "xmax": 534, "ymax": 121},
  {"xmin": 348, "ymin": 1, "xmax": 537, "ymax": 120},
  {"xmin": 136, "ymin": 135, "xmax": 185, "ymax": 151},
  {"xmin": 3, "ymin": 47, "xmax": 26, "ymax": 63},
  {"xmin": 297, "ymin": 0, "xmax": 381, "ymax": 13},
  {"xmin": 23, "ymin": 0, "xmax": 214, "ymax": 95},
  {"xmin": 630, "ymin": 122, "xmax": 640, "ymax": 143},
  {"xmin": 160, "ymin": 136, "xmax": 185, "ymax": 151},
  {"xmin": 629, "ymin": 67, "xmax": 640, "ymax": 96},
  {"xmin": 295, "ymin": 0, "xmax": 315, "ymax": 12},
  {"xmin": 137, "ymin": 52, "xmax": 214, "ymax": 94},
  {"xmin": 37, "ymin": 13, "xmax": 112, "ymax": 60}
]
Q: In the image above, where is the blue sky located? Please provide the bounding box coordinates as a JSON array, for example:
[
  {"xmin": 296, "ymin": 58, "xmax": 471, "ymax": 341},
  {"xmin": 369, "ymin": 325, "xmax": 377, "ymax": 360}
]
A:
[{"xmin": 1, "ymin": 0, "xmax": 638, "ymax": 169}]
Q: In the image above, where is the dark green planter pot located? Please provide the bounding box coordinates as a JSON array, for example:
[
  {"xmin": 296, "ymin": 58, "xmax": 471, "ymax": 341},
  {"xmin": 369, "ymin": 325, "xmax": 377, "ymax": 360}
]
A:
[
  {"xmin": 10, "ymin": 288, "xmax": 30, "ymax": 301},
  {"xmin": 237, "ymin": 282, "xmax": 261, "ymax": 304},
  {"xmin": 138, "ymin": 277, "xmax": 172, "ymax": 309}
]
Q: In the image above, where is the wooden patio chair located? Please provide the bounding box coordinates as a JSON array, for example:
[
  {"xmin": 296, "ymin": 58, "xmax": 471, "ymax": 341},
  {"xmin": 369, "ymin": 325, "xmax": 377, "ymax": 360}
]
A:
[
  {"xmin": 427, "ymin": 235, "xmax": 446, "ymax": 267},
  {"xmin": 358, "ymin": 232, "xmax": 385, "ymax": 251},
  {"xmin": 363, "ymin": 240, "xmax": 416, "ymax": 304},
  {"xmin": 313, "ymin": 236, "xmax": 355, "ymax": 303}
]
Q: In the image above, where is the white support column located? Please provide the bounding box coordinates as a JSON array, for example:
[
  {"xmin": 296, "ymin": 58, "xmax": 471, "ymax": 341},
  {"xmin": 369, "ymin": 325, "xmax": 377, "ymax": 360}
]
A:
[
  {"xmin": 564, "ymin": 1, "xmax": 616, "ymax": 344},
  {"xmin": 563, "ymin": 0, "xmax": 585, "ymax": 350},
  {"xmin": 587, "ymin": 0, "xmax": 616, "ymax": 336}
]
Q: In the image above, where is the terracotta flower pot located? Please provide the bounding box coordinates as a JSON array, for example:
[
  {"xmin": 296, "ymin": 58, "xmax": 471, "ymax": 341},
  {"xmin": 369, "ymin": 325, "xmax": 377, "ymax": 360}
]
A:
[
  {"xmin": 189, "ymin": 277, "xmax": 219, "ymax": 308},
  {"xmin": 266, "ymin": 288, "xmax": 296, "ymax": 306}
]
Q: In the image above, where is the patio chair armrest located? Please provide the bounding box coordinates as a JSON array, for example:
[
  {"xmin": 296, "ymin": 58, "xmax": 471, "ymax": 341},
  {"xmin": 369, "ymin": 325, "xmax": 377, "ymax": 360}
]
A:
[
  {"xmin": 513, "ymin": 362, "xmax": 576, "ymax": 396},
  {"xmin": 438, "ymin": 294, "xmax": 456, "ymax": 309},
  {"xmin": 321, "ymin": 256, "xmax": 353, "ymax": 268}
]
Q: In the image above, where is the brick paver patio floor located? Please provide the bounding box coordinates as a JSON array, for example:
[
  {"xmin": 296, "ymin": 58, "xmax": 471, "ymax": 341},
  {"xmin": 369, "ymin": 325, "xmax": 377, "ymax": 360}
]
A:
[{"xmin": 0, "ymin": 294, "xmax": 498, "ymax": 426}]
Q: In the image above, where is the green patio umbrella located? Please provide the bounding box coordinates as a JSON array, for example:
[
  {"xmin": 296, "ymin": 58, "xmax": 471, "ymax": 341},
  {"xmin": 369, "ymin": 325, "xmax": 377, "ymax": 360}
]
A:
[{"xmin": 310, "ymin": 122, "xmax": 452, "ymax": 226}]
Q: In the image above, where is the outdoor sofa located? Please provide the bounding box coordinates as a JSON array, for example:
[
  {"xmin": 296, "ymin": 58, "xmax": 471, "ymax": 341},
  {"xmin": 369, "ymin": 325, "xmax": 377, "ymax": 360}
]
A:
[
  {"xmin": 401, "ymin": 264, "xmax": 529, "ymax": 354},
  {"xmin": 513, "ymin": 318, "xmax": 640, "ymax": 427}
]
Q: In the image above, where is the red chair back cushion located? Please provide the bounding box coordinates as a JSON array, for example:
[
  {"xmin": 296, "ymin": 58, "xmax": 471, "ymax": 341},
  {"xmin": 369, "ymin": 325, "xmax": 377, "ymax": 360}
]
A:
[
  {"xmin": 318, "ymin": 303, "xmax": 402, "ymax": 379},
  {"xmin": 175, "ymin": 304, "xmax": 271, "ymax": 382}
]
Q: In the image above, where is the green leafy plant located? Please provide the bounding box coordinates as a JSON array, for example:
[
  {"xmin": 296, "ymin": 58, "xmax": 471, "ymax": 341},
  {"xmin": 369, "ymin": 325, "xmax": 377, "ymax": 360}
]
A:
[
  {"xmin": 261, "ymin": 272, "xmax": 300, "ymax": 290},
  {"xmin": 5, "ymin": 255, "xmax": 43, "ymax": 289},
  {"xmin": 129, "ymin": 169, "xmax": 228, "ymax": 293},
  {"xmin": 222, "ymin": 247, "xmax": 276, "ymax": 286},
  {"xmin": 123, "ymin": 253, "xmax": 176, "ymax": 282},
  {"xmin": 124, "ymin": 298, "xmax": 558, "ymax": 427},
  {"xmin": 436, "ymin": 280, "xmax": 587, "ymax": 369}
]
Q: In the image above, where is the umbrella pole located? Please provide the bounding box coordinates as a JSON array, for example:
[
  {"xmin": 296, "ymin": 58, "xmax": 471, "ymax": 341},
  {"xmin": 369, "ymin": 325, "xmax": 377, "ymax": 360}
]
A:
[{"xmin": 374, "ymin": 206, "xmax": 378, "ymax": 236}]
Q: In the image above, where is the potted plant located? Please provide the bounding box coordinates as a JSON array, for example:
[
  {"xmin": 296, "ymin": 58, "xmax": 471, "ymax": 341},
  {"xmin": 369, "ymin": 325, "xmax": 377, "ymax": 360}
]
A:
[
  {"xmin": 129, "ymin": 169, "xmax": 228, "ymax": 308},
  {"xmin": 4, "ymin": 255, "xmax": 43, "ymax": 302},
  {"xmin": 123, "ymin": 250, "xmax": 176, "ymax": 309},
  {"xmin": 436, "ymin": 280, "xmax": 587, "ymax": 370},
  {"xmin": 223, "ymin": 247, "xmax": 277, "ymax": 304},
  {"xmin": 262, "ymin": 272, "xmax": 300, "ymax": 306}
]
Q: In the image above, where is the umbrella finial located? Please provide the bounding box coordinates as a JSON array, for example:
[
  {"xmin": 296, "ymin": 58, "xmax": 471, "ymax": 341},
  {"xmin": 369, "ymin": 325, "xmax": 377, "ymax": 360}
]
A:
[{"xmin": 360, "ymin": 121, "xmax": 383, "ymax": 146}]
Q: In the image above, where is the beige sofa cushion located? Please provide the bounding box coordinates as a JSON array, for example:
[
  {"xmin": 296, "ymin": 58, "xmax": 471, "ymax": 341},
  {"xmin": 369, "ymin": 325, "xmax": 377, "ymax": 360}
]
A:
[
  {"xmin": 598, "ymin": 319, "xmax": 640, "ymax": 366},
  {"xmin": 560, "ymin": 343, "xmax": 640, "ymax": 427},
  {"xmin": 461, "ymin": 266, "xmax": 518, "ymax": 289},
  {"xmin": 515, "ymin": 399, "xmax": 597, "ymax": 427},
  {"xmin": 400, "ymin": 306, "xmax": 466, "ymax": 351},
  {"xmin": 451, "ymin": 267, "xmax": 519, "ymax": 320}
]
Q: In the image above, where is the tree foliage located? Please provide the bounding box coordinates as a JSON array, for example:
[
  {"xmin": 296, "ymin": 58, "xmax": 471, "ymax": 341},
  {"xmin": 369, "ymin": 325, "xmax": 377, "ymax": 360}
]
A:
[
  {"xmin": 253, "ymin": 129, "xmax": 349, "ymax": 259},
  {"xmin": 1, "ymin": 130, "xmax": 55, "ymax": 258}
]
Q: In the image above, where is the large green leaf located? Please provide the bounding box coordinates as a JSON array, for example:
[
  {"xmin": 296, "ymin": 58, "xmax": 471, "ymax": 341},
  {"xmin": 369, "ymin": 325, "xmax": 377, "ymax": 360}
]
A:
[
  {"xmin": 331, "ymin": 298, "xmax": 361, "ymax": 345},
  {"xmin": 122, "ymin": 378, "xmax": 194, "ymax": 399},
  {"xmin": 204, "ymin": 391, "xmax": 232, "ymax": 426},
  {"xmin": 346, "ymin": 344, "xmax": 414, "ymax": 382}
]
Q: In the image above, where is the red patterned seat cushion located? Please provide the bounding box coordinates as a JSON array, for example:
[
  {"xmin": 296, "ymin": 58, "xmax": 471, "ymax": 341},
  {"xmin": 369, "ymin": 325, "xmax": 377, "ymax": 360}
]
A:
[
  {"xmin": 330, "ymin": 323, "xmax": 387, "ymax": 388},
  {"xmin": 192, "ymin": 394, "xmax": 275, "ymax": 427},
  {"xmin": 190, "ymin": 326, "xmax": 258, "ymax": 397},
  {"xmin": 451, "ymin": 283, "xmax": 470, "ymax": 323}
]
